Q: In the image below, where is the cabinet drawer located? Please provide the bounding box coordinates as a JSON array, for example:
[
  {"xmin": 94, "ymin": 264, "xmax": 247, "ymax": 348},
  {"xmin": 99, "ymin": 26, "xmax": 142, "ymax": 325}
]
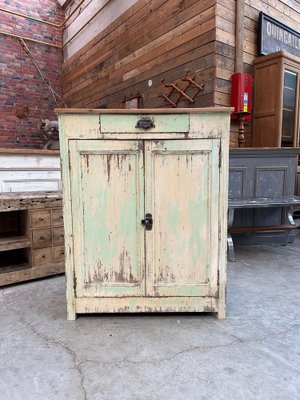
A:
[
  {"xmin": 53, "ymin": 245, "xmax": 65, "ymax": 262},
  {"xmin": 32, "ymin": 228, "xmax": 52, "ymax": 249},
  {"xmin": 31, "ymin": 210, "xmax": 51, "ymax": 228},
  {"xmin": 100, "ymin": 114, "xmax": 189, "ymax": 133},
  {"xmin": 53, "ymin": 226, "xmax": 64, "ymax": 246},
  {"xmin": 32, "ymin": 247, "xmax": 53, "ymax": 265},
  {"xmin": 52, "ymin": 208, "xmax": 64, "ymax": 226}
]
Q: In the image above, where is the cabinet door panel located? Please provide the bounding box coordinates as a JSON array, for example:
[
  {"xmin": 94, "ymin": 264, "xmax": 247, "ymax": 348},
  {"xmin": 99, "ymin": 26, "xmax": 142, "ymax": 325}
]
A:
[
  {"xmin": 69, "ymin": 140, "xmax": 145, "ymax": 298},
  {"xmin": 145, "ymin": 139, "xmax": 220, "ymax": 297}
]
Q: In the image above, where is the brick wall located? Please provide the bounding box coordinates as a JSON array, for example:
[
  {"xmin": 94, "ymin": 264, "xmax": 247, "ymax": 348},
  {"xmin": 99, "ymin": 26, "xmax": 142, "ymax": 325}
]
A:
[{"xmin": 0, "ymin": 0, "xmax": 64, "ymax": 148}]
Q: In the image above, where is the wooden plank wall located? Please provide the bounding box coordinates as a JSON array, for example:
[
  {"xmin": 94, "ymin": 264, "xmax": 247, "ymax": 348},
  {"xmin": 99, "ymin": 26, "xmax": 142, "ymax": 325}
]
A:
[
  {"xmin": 62, "ymin": 0, "xmax": 300, "ymax": 147},
  {"xmin": 62, "ymin": 0, "xmax": 217, "ymax": 110},
  {"xmin": 63, "ymin": 0, "xmax": 138, "ymax": 59},
  {"xmin": 215, "ymin": 0, "xmax": 300, "ymax": 147}
]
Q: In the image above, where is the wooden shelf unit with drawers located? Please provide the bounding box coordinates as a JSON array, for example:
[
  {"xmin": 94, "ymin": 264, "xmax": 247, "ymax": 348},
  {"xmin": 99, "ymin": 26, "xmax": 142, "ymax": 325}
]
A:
[{"xmin": 0, "ymin": 191, "xmax": 65, "ymax": 286}]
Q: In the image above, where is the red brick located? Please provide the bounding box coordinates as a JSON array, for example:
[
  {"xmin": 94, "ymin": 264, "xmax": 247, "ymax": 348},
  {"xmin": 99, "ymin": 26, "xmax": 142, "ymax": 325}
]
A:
[{"xmin": 0, "ymin": 0, "xmax": 64, "ymax": 148}]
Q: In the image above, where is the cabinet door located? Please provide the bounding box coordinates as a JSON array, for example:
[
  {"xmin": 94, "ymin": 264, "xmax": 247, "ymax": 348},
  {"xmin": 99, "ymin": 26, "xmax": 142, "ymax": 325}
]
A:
[
  {"xmin": 69, "ymin": 140, "xmax": 145, "ymax": 298},
  {"xmin": 145, "ymin": 139, "xmax": 220, "ymax": 297}
]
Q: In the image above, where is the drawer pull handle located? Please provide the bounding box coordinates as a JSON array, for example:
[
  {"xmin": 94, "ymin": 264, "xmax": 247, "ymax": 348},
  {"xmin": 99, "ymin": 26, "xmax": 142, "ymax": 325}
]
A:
[
  {"xmin": 136, "ymin": 117, "xmax": 155, "ymax": 130},
  {"xmin": 39, "ymin": 217, "xmax": 44, "ymax": 221},
  {"xmin": 61, "ymin": 250, "xmax": 64, "ymax": 255},
  {"xmin": 40, "ymin": 236, "xmax": 45, "ymax": 240}
]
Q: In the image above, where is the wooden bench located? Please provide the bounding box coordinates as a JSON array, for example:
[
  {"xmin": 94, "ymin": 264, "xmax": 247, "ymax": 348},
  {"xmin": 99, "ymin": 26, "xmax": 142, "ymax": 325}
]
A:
[{"xmin": 227, "ymin": 196, "xmax": 300, "ymax": 261}]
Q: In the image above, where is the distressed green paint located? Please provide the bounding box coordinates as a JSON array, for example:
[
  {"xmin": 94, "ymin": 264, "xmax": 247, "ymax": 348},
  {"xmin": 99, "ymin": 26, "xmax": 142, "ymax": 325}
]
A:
[
  {"xmin": 101, "ymin": 114, "xmax": 189, "ymax": 133},
  {"xmin": 145, "ymin": 140, "xmax": 219, "ymax": 297},
  {"xmin": 167, "ymin": 204, "xmax": 180, "ymax": 233},
  {"xmin": 57, "ymin": 109, "xmax": 231, "ymax": 319},
  {"xmin": 70, "ymin": 140, "xmax": 145, "ymax": 298}
]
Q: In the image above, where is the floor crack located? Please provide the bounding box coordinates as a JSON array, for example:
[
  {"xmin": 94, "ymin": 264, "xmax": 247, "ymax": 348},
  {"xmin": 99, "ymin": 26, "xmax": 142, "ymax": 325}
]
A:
[
  {"xmin": 78, "ymin": 324, "xmax": 299, "ymax": 369},
  {"xmin": 1, "ymin": 289, "xmax": 88, "ymax": 400}
]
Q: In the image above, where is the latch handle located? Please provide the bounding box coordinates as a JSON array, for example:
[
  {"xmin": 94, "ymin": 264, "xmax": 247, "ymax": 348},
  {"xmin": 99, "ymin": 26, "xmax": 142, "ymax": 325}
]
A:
[{"xmin": 141, "ymin": 213, "xmax": 153, "ymax": 231}]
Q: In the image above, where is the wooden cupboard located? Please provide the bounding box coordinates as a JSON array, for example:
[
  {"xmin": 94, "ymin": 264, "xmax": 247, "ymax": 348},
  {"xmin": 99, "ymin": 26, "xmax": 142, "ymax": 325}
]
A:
[
  {"xmin": 0, "ymin": 192, "xmax": 64, "ymax": 286},
  {"xmin": 252, "ymin": 51, "xmax": 300, "ymax": 148},
  {"xmin": 57, "ymin": 108, "xmax": 231, "ymax": 320}
]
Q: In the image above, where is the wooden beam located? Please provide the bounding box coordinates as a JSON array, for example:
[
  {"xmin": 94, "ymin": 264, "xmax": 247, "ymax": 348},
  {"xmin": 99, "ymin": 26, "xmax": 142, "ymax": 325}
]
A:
[{"xmin": 235, "ymin": 0, "xmax": 244, "ymax": 72}]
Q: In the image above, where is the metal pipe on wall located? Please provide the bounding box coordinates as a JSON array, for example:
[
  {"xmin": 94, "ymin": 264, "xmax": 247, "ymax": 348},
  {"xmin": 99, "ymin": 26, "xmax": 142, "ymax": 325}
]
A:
[
  {"xmin": 0, "ymin": 0, "xmax": 113, "ymax": 49},
  {"xmin": 0, "ymin": 7, "xmax": 62, "ymax": 28},
  {"xmin": 0, "ymin": 30, "xmax": 62, "ymax": 48}
]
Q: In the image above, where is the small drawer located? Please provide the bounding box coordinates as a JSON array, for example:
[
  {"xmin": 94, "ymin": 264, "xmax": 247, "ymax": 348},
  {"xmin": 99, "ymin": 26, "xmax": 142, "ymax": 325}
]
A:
[
  {"xmin": 53, "ymin": 245, "xmax": 65, "ymax": 262},
  {"xmin": 31, "ymin": 210, "xmax": 51, "ymax": 228},
  {"xmin": 32, "ymin": 228, "xmax": 52, "ymax": 249},
  {"xmin": 53, "ymin": 226, "xmax": 64, "ymax": 246},
  {"xmin": 52, "ymin": 208, "xmax": 64, "ymax": 226},
  {"xmin": 32, "ymin": 247, "xmax": 53, "ymax": 266},
  {"xmin": 100, "ymin": 114, "xmax": 190, "ymax": 133}
]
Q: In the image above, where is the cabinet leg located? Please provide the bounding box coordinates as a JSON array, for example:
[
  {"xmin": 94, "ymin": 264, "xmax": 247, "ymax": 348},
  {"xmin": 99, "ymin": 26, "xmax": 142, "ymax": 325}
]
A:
[
  {"xmin": 217, "ymin": 306, "xmax": 226, "ymax": 319},
  {"xmin": 67, "ymin": 306, "xmax": 77, "ymax": 321},
  {"xmin": 217, "ymin": 291, "xmax": 226, "ymax": 319}
]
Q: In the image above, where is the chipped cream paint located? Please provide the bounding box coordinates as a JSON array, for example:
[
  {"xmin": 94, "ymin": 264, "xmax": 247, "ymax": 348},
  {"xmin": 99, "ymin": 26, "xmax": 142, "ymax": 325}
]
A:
[
  {"xmin": 75, "ymin": 296, "xmax": 218, "ymax": 314},
  {"xmin": 57, "ymin": 108, "xmax": 231, "ymax": 320},
  {"xmin": 144, "ymin": 140, "xmax": 219, "ymax": 298},
  {"xmin": 69, "ymin": 140, "xmax": 145, "ymax": 298}
]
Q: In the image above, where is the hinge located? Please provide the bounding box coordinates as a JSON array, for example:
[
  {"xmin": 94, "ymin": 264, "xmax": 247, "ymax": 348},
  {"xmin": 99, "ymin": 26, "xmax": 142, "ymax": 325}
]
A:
[
  {"xmin": 218, "ymin": 143, "xmax": 222, "ymax": 169},
  {"xmin": 68, "ymin": 150, "xmax": 71, "ymax": 171}
]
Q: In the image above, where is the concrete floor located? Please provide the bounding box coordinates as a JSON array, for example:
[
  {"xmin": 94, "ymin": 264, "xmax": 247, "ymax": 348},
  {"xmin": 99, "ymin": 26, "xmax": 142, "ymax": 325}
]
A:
[{"xmin": 1, "ymin": 239, "xmax": 300, "ymax": 400}]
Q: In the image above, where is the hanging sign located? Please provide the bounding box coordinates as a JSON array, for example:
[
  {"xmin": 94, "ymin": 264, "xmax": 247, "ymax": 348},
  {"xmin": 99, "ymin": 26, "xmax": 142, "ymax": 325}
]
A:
[{"xmin": 258, "ymin": 12, "xmax": 300, "ymax": 58}]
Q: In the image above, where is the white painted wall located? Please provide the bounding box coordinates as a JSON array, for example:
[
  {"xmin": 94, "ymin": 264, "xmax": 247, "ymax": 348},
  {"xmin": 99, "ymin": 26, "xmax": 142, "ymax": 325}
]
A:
[
  {"xmin": 0, "ymin": 152, "xmax": 61, "ymax": 192},
  {"xmin": 63, "ymin": 0, "xmax": 139, "ymax": 60}
]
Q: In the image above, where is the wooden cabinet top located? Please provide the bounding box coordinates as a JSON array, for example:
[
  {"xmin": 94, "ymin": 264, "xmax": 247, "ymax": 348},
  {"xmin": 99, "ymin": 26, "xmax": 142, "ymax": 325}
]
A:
[
  {"xmin": 0, "ymin": 191, "xmax": 62, "ymax": 212},
  {"xmin": 0, "ymin": 148, "xmax": 60, "ymax": 155},
  {"xmin": 254, "ymin": 50, "xmax": 300, "ymax": 65},
  {"xmin": 55, "ymin": 107, "xmax": 233, "ymax": 114}
]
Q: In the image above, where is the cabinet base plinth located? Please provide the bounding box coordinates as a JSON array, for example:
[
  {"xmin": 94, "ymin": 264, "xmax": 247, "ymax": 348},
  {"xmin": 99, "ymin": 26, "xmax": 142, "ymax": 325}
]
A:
[
  {"xmin": 72, "ymin": 296, "xmax": 219, "ymax": 318},
  {"xmin": 0, "ymin": 262, "xmax": 64, "ymax": 286}
]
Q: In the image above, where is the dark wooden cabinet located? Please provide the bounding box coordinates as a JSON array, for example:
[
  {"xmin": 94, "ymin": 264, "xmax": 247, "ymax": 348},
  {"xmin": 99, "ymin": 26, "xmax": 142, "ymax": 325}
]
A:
[
  {"xmin": 252, "ymin": 51, "xmax": 300, "ymax": 148},
  {"xmin": 229, "ymin": 148, "xmax": 300, "ymax": 244}
]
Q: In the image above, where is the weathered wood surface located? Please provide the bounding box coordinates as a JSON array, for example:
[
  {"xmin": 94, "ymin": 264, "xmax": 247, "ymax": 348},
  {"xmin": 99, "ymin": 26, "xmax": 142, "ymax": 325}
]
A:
[
  {"xmin": 252, "ymin": 51, "xmax": 300, "ymax": 148},
  {"xmin": 62, "ymin": 0, "xmax": 216, "ymax": 109},
  {"xmin": 0, "ymin": 152, "xmax": 61, "ymax": 193},
  {"xmin": 0, "ymin": 191, "xmax": 65, "ymax": 286},
  {"xmin": 0, "ymin": 236, "xmax": 31, "ymax": 252},
  {"xmin": 215, "ymin": 0, "xmax": 300, "ymax": 147},
  {"xmin": 59, "ymin": 110, "xmax": 230, "ymax": 320},
  {"xmin": 55, "ymin": 107, "xmax": 232, "ymax": 114},
  {"xmin": 0, "ymin": 192, "xmax": 62, "ymax": 212},
  {"xmin": 0, "ymin": 262, "xmax": 64, "ymax": 287},
  {"xmin": 61, "ymin": 0, "xmax": 300, "ymax": 149},
  {"xmin": 75, "ymin": 296, "xmax": 218, "ymax": 314},
  {"xmin": 70, "ymin": 140, "xmax": 146, "ymax": 298}
]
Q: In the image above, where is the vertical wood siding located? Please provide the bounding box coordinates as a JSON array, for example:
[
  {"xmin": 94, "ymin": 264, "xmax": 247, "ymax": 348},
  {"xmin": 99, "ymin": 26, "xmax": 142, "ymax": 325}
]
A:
[{"xmin": 215, "ymin": 0, "xmax": 300, "ymax": 147}]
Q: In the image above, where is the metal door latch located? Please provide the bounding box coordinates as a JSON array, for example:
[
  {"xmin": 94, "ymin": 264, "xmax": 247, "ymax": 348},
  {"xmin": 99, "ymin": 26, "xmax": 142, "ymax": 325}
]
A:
[
  {"xmin": 136, "ymin": 117, "xmax": 155, "ymax": 130},
  {"xmin": 141, "ymin": 213, "xmax": 153, "ymax": 230}
]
